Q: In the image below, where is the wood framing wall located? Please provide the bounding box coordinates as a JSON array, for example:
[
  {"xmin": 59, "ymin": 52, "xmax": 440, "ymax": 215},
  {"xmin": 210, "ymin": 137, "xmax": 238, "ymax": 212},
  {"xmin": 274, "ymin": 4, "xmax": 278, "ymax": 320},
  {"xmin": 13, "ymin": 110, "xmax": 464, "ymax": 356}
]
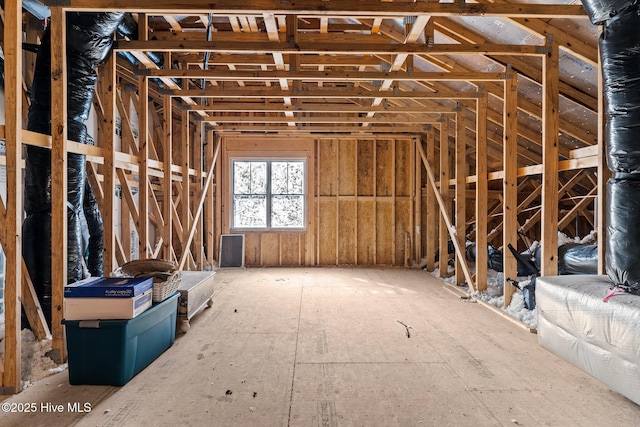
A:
[
  {"xmin": 0, "ymin": 2, "xmax": 605, "ymax": 394},
  {"xmin": 217, "ymin": 135, "xmax": 416, "ymax": 267},
  {"xmin": 219, "ymin": 136, "xmax": 315, "ymax": 266}
]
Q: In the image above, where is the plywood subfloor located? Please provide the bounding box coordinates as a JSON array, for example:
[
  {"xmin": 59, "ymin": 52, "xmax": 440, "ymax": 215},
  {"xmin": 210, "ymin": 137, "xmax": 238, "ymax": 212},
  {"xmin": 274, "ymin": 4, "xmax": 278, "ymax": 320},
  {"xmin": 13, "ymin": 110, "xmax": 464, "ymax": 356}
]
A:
[{"xmin": 1, "ymin": 268, "xmax": 639, "ymax": 426}]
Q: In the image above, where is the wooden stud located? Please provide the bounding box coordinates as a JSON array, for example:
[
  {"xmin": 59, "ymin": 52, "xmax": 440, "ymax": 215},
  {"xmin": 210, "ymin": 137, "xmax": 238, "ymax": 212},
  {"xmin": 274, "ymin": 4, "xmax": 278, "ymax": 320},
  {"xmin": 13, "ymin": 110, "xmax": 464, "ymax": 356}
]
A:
[
  {"xmin": 179, "ymin": 141, "xmax": 220, "ymax": 269},
  {"xmin": 439, "ymin": 119, "xmax": 450, "ymax": 278},
  {"xmin": 163, "ymin": 95, "xmax": 174, "ymax": 261},
  {"xmin": 414, "ymin": 136, "xmax": 422, "ymax": 263},
  {"xmin": 50, "ymin": 6, "xmax": 68, "ymax": 363},
  {"xmin": 120, "ymin": 167, "xmax": 132, "ymax": 261},
  {"xmin": 409, "ymin": 137, "xmax": 416, "ymax": 265},
  {"xmin": 373, "ymin": 140, "xmax": 378, "ymax": 264},
  {"xmin": 214, "ymin": 133, "xmax": 222, "ymax": 261},
  {"xmin": 503, "ymin": 74, "xmax": 519, "ymax": 307},
  {"xmin": 2, "ymin": 0, "xmax": 24, "ymax": 392},
  {"xmin": 194, "ymin": 123, "xmax": 204, "ymax": 268},
  {"xmin": 475, "ymin": 91, "xmax": 488, "ymax": 291},
  {"xmin": 418, "ymin": 144, "xmax": 476, "ymax": 292},
  {"xmin": 558, "ymin": 187, "xmax": 598, "ymax": 230},
  {"xmin": 392, "ymin": 139, "xmax": 397, "ymax": 264},
  {"xmin": 354, "ymin": 138, "xmax": 360, "ymax": 264},
  {"xmin": 139, "ymin": 76, "xmax": 150, "ymax": 258},
  {"xmin": 103, "ymin": 47, "xmax": 118, "ymax": 274},
  {"xmin": 541, "ymin": 41, "xmax": 559, "ymax": 276},
  {"xmin": 181, "ymin": 110, "xmax": 191, "ymax": 264},
  {"xmin": 205, "ymin": 128, "xmax": 215, "ymax": 268},
  {"xmin": 455, "ymin": 110, "xmax": 466, "ymax": 285},
  {"xmin": 425, "ymin": 129, "xmax": 437, "ymax": 271},
  {"xmin": 117, "ymin": 90, "xmax": 139, "ymax": 156},
  {"xmin": 335, "ymin": 139, "xmax": 340, "ymax": 265}
]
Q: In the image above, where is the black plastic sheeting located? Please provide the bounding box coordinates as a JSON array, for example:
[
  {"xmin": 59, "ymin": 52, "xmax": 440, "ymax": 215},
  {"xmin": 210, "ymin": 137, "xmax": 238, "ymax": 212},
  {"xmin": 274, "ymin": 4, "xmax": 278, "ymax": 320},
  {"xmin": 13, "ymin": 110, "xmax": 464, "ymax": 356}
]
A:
[
  {"xmin": 581, "ymin": 0, "xmax": 637, "ymax": 25},
  {"xmin": 606, "ymin": 179, "xmax": 640, "ymax": 288},
  {"xmin": 23, "ymin": 12, "xmax": 124, "ymax": 328},
  {"xmin": 581, "ymin": 0, "xmax": 640, "ymax": 293},
  {"xmin": 466, "ymin": 242, "xmax": 599, "ymax": 277},
  {"xmin": 600, "ymin": 7, "xmax": 640, "ymax": 175},
  {"xmin": 83, "ymin": 177, "xmax": 104, "ymax": 277}
]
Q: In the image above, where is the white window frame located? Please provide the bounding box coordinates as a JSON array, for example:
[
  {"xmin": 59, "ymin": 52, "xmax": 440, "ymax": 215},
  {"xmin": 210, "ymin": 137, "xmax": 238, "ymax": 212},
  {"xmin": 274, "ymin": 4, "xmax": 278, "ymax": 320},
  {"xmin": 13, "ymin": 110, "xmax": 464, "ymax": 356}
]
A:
[{"xmin": 230, "ymin": 158, "xmax": 307, "ymax": 231}]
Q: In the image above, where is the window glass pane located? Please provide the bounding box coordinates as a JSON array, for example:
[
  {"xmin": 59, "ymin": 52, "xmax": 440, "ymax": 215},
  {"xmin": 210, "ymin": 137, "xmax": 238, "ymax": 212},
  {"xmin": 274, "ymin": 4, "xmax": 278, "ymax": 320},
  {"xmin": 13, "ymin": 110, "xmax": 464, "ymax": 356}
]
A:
[
  {"xmin": 271, "ymin": 195, "xmax": 304, "ymax": 228},
  {"xmin": 271, "ymin": 162, "xmax": 288, "ymax": 194},
  {"xmin": 250, "ymin": 162, "xmax": 267, "ymax": 194},
  {"xmin": 233, "ymin": 161, "xmax": 251, "ymax": 194},
  {"xmin": 234, "ymin": 195, "xmax": 266, "ymax": 228},
  {"xmin": 288, "ymin": 162, "xmax": 304, "ymax": 194}
]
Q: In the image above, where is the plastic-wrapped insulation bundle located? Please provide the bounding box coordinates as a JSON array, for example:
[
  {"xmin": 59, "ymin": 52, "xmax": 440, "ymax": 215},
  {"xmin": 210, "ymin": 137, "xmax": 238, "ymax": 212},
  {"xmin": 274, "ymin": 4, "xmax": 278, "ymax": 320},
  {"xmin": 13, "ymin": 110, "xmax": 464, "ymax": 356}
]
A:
[
  {"xmin": 83, "ymin": 177, "xmax": 104, "ymax": 277},
  {"xmin": 581, "ymin": 0, "xmax": 640, "ymax": 294},
  {"xmin": 556, "ymin": 243, "xmax": 599, "ymax": 275},
  {"xmin": 606, "ymin": 179, "xmax": 640, "ymax": 287},
  {"xmin": 581, "ymin": 0, "xmax": 637, "ymax": 25},
  {"xmin": 23, "ymin": 12, "xmax": 125, "ymax": 328}
]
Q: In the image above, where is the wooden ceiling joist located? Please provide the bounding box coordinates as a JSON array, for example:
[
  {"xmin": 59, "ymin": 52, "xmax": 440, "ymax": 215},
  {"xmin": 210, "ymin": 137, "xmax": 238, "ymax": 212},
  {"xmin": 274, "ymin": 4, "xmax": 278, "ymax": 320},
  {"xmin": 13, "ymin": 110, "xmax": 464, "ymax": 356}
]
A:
[{"xmin": 54, "ymin": 1, "xmax": 588, "ymax": 19}]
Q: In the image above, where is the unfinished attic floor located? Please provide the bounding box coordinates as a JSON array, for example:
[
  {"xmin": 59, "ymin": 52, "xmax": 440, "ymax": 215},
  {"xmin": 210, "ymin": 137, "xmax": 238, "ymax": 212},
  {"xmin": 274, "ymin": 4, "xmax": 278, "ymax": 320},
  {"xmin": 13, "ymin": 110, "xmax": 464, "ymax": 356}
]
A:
[{"xmin": 1, "ymin": 268, "xmax": 639, "ymax": 427}]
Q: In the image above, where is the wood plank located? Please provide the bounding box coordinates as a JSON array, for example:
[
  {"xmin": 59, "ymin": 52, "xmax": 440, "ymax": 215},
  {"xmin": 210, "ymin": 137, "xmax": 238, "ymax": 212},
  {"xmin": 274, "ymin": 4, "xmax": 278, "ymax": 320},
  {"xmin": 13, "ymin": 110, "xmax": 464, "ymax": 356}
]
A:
[
  {"xmin": 376, "ymin": 200, "xmax": 394, "ymax": 265},
  {"xmin": 52, "ymin": 1, "xmax": 589, "ymax": 18},
  {"xmin": 395, "ymin": 200, "xmax": 412, "ymax": 266},
  {"xmin": 244, "ymin": 233, "xmax": 261, "ymax": 266},
  {"xmin": 425, "ymin": 130, "xmax": 437, "ymax": 271},
  {"xmin": 541, "ymin": 42, "xmax": 560, "ymax": 276},
  {"xmin": 418, "ymin": 143, "xmax": 476, "ymax": 292},
  {"xmin": 558, "ymin": 187, "xmax": 598, "ymax": 230},
  {"xmin": 475, "ymin": 92, "xmax": 488, "ymax": 291},
  {"xmin": 50, "ymin": 7, "xmax": 68, "ymax": 364},
  {"xmin": 2, "ymin": 0, "xmax": 24, "ymax": 392},
  {"xmin": 163, "ymin": 95, "xmax": 174, "ymax": 261},
  {"xmin": 414, "ymin": 136, "xmax": 422, "ymax": 263},
  {"xmin": 138, "ymin": 76, "xmax": 150, "ymax": 258},
  {"xmin": 376, "ymin": 140, "xmax": 393, "ymax": 197},
  {"xmin": 116, "ymin": 90, "xmax": 139, "ymax": 156},
  {"xmin": 140, "ymin": 67, "xmax": 518, "ymax": 80},
  {"xmin": 193, "ymin": 124, "xmax": 204, "ymax": 268},
  {"xmin": 455, "ymin": 111, "xmax": 466, "ymax": 286},
  {"xmin": 280, "ymin": 233, "xmax": 301, "ymax": 266},
  {"xmin": 319, "ymin": 198, "xmax": 337, "ymax": 265},
  {"xmin": 178, "ymin": 141, "xmax": 220, "ymax": 270},
  {"xmin": 439, "ymin": 120, "xmax": 451, "ymax": 278},
  {"xmin": 357, "ymin": 139, "xmax": 375, "ymax": 196},
  {"xmin": 319, "ymin": 139, "xmax": 338, "ymax": 196},
  {"xmin": 395, "ymin": 139, "xmax": 412, "ymax": 197},
  {"xmin": 181, "ymin": 110, "xmax": 192, "ymax": 265},
  {"xmin": 117, "ymin": 168, "xmax": 141, "ymax": 226},
  {"xmin": 261, "ymin": 233, "xmax": 280, "ymax": 265},
  {"xmin": 338, "ymin": 200, "xmax": 357, "ymax": 264},
  {"xmin": 157, "ymin": 86, "xmax": 482, "ymax": 100},
  {"xmin": 205, "ymin": 128, "xmax": 215, "ymax": 268},
  {"xmin": 338, "ymin": 138, "xmax": 356, "ymax": 196},
  {"xmin": 503, "ymin": 75, "xmax": 519, "ymax": 307},
  {"xmin": 120, "ymin": 171, "xmax": 132, "ymax": 262},
  {"xmin": 357, "ymin": 200, "xmax": 375, "ymax": 265}
]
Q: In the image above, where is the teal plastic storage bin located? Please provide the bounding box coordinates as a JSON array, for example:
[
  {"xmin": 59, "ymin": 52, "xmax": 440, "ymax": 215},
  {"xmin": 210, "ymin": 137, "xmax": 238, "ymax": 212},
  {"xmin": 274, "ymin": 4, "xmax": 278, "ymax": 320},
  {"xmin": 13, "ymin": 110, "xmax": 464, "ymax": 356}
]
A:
[{"xmin": 63, "ymin": 292, "xmax": 179, "ymax": 386}]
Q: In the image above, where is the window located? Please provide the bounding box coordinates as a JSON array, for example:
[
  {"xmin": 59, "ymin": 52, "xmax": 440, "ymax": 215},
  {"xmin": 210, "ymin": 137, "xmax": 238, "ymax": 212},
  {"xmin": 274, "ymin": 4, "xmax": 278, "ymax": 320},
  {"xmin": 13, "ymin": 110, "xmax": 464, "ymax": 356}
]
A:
[{"xmin": 232, "ymin": 160, "xmax": 306, "ymax": 230}]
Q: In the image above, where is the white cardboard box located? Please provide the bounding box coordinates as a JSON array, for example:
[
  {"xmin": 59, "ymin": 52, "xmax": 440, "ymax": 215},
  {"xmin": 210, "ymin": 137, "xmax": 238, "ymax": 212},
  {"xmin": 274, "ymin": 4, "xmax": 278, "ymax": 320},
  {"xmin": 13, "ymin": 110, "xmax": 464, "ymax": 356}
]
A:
[{"xmin": 63, "ymin": 289, "xmax": 153, "ymax": 320}]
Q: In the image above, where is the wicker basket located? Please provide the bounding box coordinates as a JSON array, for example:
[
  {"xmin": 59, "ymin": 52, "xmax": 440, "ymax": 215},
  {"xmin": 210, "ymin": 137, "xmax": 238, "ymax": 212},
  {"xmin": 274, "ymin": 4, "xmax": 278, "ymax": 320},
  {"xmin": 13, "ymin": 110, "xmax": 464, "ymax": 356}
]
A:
[
  {"xmin": 152, "ymin": 271, "xmax": 181, "ymax": 303},
  {"xmin": 117, "ymin": 259, "xmax": 181, "ymax": 303}
]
